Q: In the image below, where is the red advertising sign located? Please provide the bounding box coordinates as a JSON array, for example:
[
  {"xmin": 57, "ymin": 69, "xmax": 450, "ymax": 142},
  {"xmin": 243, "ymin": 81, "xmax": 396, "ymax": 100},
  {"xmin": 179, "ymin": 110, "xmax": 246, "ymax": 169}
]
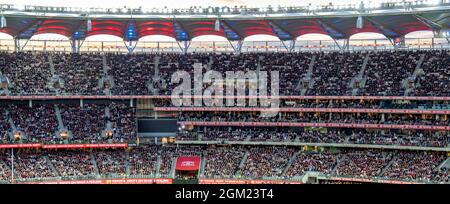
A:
[
  {"xmin": 175, "ymin": 156, "xmax": 201, "ymax": 171},
  {"xmin": 199, "ymin": 179, "xmax": 302, "ymax": 184},
  {"xmin": 42, "ymin": 143, "xmax": 128, "ymax": 149},
  {"xmin": 0, "ymin": 143, "xmax": 128, "ymax": 149},
  {"xmin": 154, "ymin": 107, "xmax": 450, "ymax": 115},
  {"xmin": 0, "ymin": 144, "xmax": 42, "ymax": 149},
  {"xmin": 328, "ymin": 177, "xmax": 417, "ymax": 184},
  {"xmin": 24, "ymin": 178, "xmax": 173, "ymax": 184},
  {"xmin": 179, "ymin": 121, "xmax": 450, "ymax": 131}
]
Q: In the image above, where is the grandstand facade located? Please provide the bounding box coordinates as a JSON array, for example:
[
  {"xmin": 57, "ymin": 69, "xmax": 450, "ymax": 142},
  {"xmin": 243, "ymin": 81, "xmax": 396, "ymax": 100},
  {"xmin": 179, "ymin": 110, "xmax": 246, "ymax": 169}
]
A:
[
  {"xmin": 0, "ymin": 2, "xmax": 449, "ymax": 52},
  {"xmin": 0, "ymin": 1, "xmax": 449, "ymax": 184}
]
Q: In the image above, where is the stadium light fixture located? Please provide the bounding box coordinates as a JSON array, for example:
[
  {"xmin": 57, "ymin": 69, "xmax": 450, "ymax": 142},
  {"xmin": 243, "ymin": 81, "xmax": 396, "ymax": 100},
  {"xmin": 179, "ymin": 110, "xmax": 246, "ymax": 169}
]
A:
[
  {"xmin": 427, "ymin": 0, "xmax": 442, "ymax": 5},
  {"xmin": 87, "ymin": 19, "xmax": 92, "ymax": 32},
  {"xmin": 0, "ymin": 15, "xmax": 6, "ymax": 28},
  {"xmin": 356, "ymin": 16, "xmax": 364, "ymax": 29},
  {"xmin": 214, "ymin": 18, "xmax": 220, "ymax": 31}
]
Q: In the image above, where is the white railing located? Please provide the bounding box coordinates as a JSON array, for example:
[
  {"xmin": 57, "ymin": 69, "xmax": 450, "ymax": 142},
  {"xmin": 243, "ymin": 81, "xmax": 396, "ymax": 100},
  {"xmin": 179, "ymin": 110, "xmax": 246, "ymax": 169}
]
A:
[{"xmin": 1, "ymin": 37, "xmax": 449, "ymax": 53}]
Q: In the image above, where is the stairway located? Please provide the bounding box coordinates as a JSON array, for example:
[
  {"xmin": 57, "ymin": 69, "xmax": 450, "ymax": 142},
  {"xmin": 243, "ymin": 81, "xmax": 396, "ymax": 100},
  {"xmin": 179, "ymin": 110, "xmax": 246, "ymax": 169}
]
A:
[
  {"xmin": 331, "ymin": 155, "xmax": 345, "ymax": 175},
  {"xmin": 403, "ymin": 53, "xmax": 426, "ymax": 96},
  {"xmin": 104, "ymin": 106, "xmax": 112, "ymax": 141},
  {"xmin": 294, "ymin": 135, "xmax": 300, "ymax": 142},
  {"xmin": 350, "ymin": 53, "xmax": 370, "ymax": 96},
  {"xmin": 154, "ymin": 56, "xmax": 160, "ymax": 77},
  {"xmin": 101, "ymin": 54, "xmax": 114, "ymax": 95},
  {"xmin": 46, "ymin": 54, "xmax": 66, "ymax": 94},
  {"xmin": 244, "ymin": 134, "xmax": 252, "ymax": 141},
  {"xmin": 437, "ymin": 157, "xmax": 450, "ymax": 170},
  {"xmin": 147, "ymin": 56, "xmax": 161, "ymax": 95},
  {"xmin": 102, "ymin": 55, "xmax": 108, "ymax": 75},
  {"xmin": 155, "ymin": 155, "xmax": 162, "ymax": 176},
  {"xmin": 54, "ymin": 105, "xmax": 64, "ymax": 129},
  {"xmin": 125, "ymin": 150, "xmax": 130, "ymax": 176},
  {"xmin": 169, "ymin": 157, "xmax": 177, "ymax": 178},
  {"xmin": 282, "ymin": 151, "xmax": 300, "ymax": 176},
  {"xmin": 89, "ymin": 152, "xmax": 101, "ymax": 178},
  {"xmin": 378, "ymin": 154, "xmax": 397, "ymax": 177},
  {"xmin": 6, "ymin": 111, "xmax": 16, "ymax": 130},
  {"xmin": 296, "ymin": 55, "xmax": 316, "ymax": 96},
  {"xmin": 48, "ymin": 54, "xmax": 56, "ymax": 76},
  {"xmin": 43, "ymin": 155, "xmax": 59, "ymax": 177},
  {"xmin": 0, "ymin": 72, "xmax": 10, "ymax": 95},
  {"xmin": 206, "ymin": 55, "xmax": 214, "ymax": 71},
  {"xmin": 199, "ymin": 156, "xmax": 207, "ymax": 177},
  {"xmin": 235, "ymin": 150, "xmax": 250, "ymax": 177}
]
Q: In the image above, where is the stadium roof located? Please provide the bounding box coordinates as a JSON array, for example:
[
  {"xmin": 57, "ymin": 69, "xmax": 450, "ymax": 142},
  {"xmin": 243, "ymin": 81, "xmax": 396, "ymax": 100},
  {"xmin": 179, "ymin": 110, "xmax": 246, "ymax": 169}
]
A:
[{"xmin": 0, "ymin": 6, "xmax": 449, "ymax": 41}]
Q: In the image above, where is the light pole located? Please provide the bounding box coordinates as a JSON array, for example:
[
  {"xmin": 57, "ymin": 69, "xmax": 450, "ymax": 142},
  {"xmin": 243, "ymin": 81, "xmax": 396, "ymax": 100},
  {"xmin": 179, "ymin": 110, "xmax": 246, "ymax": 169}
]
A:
[{"xmin": 11, "ymin": 148, "xmax": 14, "ymax": 184}]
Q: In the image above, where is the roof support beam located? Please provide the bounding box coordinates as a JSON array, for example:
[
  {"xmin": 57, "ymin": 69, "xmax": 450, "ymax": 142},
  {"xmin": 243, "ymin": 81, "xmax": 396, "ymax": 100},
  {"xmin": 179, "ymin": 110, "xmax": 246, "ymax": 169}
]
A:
[
  {"xmin": 269, "ymin": 20, "xmax": 294, "ymax": 37},
  {"xmin": 14, "ymin": 38, "xmax": 30, "ymax": 52},
  {"xmin": 280, "ymin": 40, "xmax": 296, "ymax": 52},
  {"xmin": 14, "ymin": 38, "xmax": 20, "ymax": 52},
  {"xmin": 414, "ymin": 14, "xmax": 443, "ymax": 31},
  {"xmin": 70, "ymin": 39, "xmax": 84, "ymax": 53},
  {"xmin": 124, "ymin": 21, "xmax": 139, "ymax": 42},
  {"xmin": 14, "ymin": 19, "xmax": 42, "ymax": 39},
  {"xmin": 71, "ymin": 20, "xmax": 86, "ymax": 40},
  {"xmin": 70, "ymin": 39, "xmax": 77, "ymax": 53},
  {"xmin": 316, "ymin": 19, "xmax": 347, "ymax": 40},
  {"xmin": 124, "ymin": 40, "xmax": 138, "ymax": 54},
  {"xmin": 228, "ymin": 40, "xmax": 243, "ymax": 53},
  {"xmin": 267, "ymin": 20, "xmax": 293, "ymax": 41},
  {"xmin": 177, "ymin": 40, "xmax": 191, "ymax": 54},
  {"xmin": 332, "ymin": 38, "xmax": 349, "ymax": 51},
  {"xmin": 221, "ymin": 20, "xmax": 244, "ymax": 41},
  {"xmin": 173, "ymin": 20, "xmax": 191, "ymax": 41},
  {"xmin": 365, "ymin": 17, "xmax": 401, "ymax": 39}
]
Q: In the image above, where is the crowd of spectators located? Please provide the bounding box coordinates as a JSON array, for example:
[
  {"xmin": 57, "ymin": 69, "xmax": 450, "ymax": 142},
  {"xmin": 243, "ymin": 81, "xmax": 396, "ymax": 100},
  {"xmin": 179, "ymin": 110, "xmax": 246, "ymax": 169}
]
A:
[
  {"xmin": 335, "ymin": 150, "xmax": 393, "ymax": 178},
  {"xmin": 0, "ymin": 146, "xmax": 447, "ymax": 183},
  {"xmin": 260, "ymin": 52, "xmax": 313, "ymax": 95},
  {"xmin": 0, "ymin": 158, "xmax": 11, "ymax": 182},
  {"xmin": 285, "ymin": 152, "xmax": 338, "ymax": 177},
  {"xmin": 179, "ymin": 128, "xmax": 449, "ymax": 147},
  {"xmin": 94, "ymin": 150, "xmax": 126, "ymax": 177},
  {"xmin": 4, "ymin": 151, "xmax": 57, "ymax": 180},
  {"xmin": 107, "ymin": 53, "xmax": 155, "ymax": 95},
  {"xmin": 109, "ymin": 103, "xmax": 137, "ymax": 143},
  {"xmin": 413, "ymin": 50, "xmax": 450, "ymax": 96},
  {"xmin": 48, "ymin": 150, "xmax": 96, "ymax": 178},
  {"xmin": 240, "ymin": 146, "xmax": 295, "ymax": 179},
  {"xmin": 9, "ymin": 104, "xmax": 58, "ymax": 143},
  {"xmin": 0, "ymin": 50, "xmax": 448, "ymax": 96},
  {"xmin": 359, "ymin": 50, "xmax": 423, "ymax": 96},
  {"xmin": 0, "ymin": 52, "xmax": 52, "ymax": 95},
  {"xmin": 60, "ymin": 104, "xmax": 107, "ymax": 142},
  {"xmin": 0, "ymin": 102, "xmax": 136, "ymax": 144},
  {"xmin": 381, "ymin": 151, "xmax": 446, "ymax": 182},
  {"xmin": 179, "ymin": 111, "xmax": 450, "ymax": 126},
  {"xmin": 203, "ymin": 146, "xmax": 246, "ymax": 179},
  {"xmin": 153, "ymin": 98, "xmax": 450, "ymax": 112},
  {"xmin": 128, "ymin": 145, "xmax": 158, "ymax": 176},
  {"xmin": 307, "ymin": 52, "xmax": 364, "ymax": 96},
  {"xmin": 53, "ymin": 53, "xmax": 104, "ymax": 95}
]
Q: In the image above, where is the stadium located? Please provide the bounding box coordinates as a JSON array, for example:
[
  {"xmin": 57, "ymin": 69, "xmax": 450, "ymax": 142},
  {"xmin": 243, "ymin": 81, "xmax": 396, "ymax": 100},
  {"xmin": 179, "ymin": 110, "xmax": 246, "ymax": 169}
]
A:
[{"xmin": 0, "ymin": 0, "xmax": 449, "ymax": 185}]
